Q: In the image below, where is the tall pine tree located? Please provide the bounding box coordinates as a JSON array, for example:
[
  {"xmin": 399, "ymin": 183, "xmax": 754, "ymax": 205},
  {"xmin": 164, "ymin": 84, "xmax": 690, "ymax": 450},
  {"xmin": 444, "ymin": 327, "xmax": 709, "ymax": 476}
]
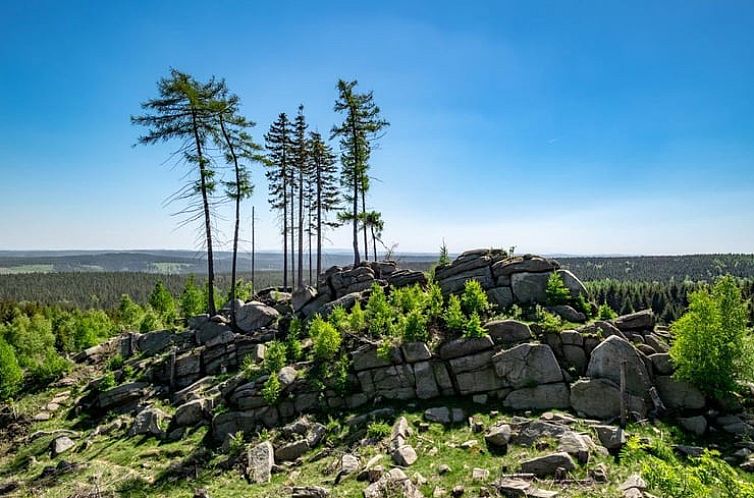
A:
[
  {"xmin": 292, "ymin": 105, "xmax": 309, "ymax": 289},
  {"xmin": 265, "ymin": 113, "xmax": 294, "ymax": 289},
  {"xmin": 308, "ymin": 131, "xmax": 340, "ymax": 283},
  {"xmin": 331, "ymin": 80, "xmax": 389, "ymax": 265},
  {"xmin": 132, "ymin": 69, "xmax": 224, "ymax": 315}
]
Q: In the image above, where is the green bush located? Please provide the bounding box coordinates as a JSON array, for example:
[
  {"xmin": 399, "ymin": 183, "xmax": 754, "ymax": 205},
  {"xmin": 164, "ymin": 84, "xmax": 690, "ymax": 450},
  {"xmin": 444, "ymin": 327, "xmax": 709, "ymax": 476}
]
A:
[
  {"xmin": 365, "ymin": 283, "xmax": 394, "ymax": 337},
  {"xmin": 264, "ymin": 341, "xmax": 288, "ymax": 373},
  {"xmin": 180, "ymin": 275, "xmax": 205, "ymax": 318},
  {"xmin": 99, "ymin": 371, "xmax": 117, "ymax": 391},
  {"xmin": 402, "ymin": 310, "xmax": 429, "ymax": 343},
  {"xmin": 0, "ymin": 339, "xmax": 22, "ymax": 400},
  {"xmin": 545, "ymin": 272, "xmax": 571, "ymax": 306},
  {"xmin": 367, "ymin": 421, "xmax": 392, "ymax": 439},
  {"xmin": 443, "ymin": 295, "xmax": 465, "ymax": 332},
  {"xmin": 426, "ymin": 282, "xmax": 444, "ymax": 320},
  {"xmin": 310, "ymin": 315, "xmax": 342, "ymax": 361},
  {"xmin": 262, "ymin": 373, "xmax": 281, "ymax": 405},
  {"xmin": 597, "ymin": 302, "xmax": 618, "ymax": 320},
  {"xmin": 670, "ymin": 275, "xmax": 752, "ymax": 397},
  {"xmin": 391, "ymin": 285, "xmax": 426, "ymax": 314},
  {"xmin": 328, "ymin": 306, "xmax": 351, "ymax": 333},
  {"xmin": 116, "ymin": 294, "xmax": 144, "ymax": 331},
  {"xmin": 463, "ymin": 312, "xmax": 487, "ymax": 338},
  {"xmin": 461, "ymin": 280, "xmax": 489, "ymax": 316},
  {"xmin": 139, "ymin": 308, "xmax": 163, "ymax": 333},
  {"xmin": 29, "ymin": 349, "xmax": 71, "ymax": 384},
  {"xmin": 107, "ymin": 354, "xmax": 124, "ymax": 371},
  {"xmin": 286, "ymin": 317, "xmax": 304, "ymax": 361},
  {"xmin": 149, "ymin": 280, "xmax": 176, "ymax": 323},
  {"xmin": 535, "ymin": 306, "xmax": 563, "ymax": 332},
  {"xmin": 349, "ymin": 301, "xmax": 366, "ymax": 333}
]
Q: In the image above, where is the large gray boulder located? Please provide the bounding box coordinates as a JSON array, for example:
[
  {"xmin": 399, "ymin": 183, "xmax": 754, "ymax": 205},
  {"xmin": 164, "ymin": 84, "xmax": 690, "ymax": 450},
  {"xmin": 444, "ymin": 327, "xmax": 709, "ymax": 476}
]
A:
[
  {"xmin": 511, "ymin": 272, "xmax": 551, "ymax": 304},
  {"xmin": 292, "ymin": 286, "xmax": 317, "ymax": 312},
  {"xmin": 519, "ymin": 452, "xmax": 575, "ymax": 477},
  {"xmin": 503, "ymin": 383, "xmax": 570, "ymax": 411},
  {"xmin": 486, "ymin": 286, "xmax": 514, "ymax": 310},
  {"xmin": 236, "ymin": 301, "xmax": 280, "ymax": 332},
  {"xmin": 570, "ymin": 378, "xmax": 646, "ymax": 420},
  {"xmin": 438, "ymin": 336, "xmax": 493, "ymax": 360},
  {"xmin": 485, "ymin": 320, "xmax": 533, "ymax": 345},
  {"xmin": 586, "ymin": 336, "xmax": 651, "ymax": 396},
  {"xmin": 493, "ymin": 343, "xmax": 563, "ymax": 388},
  {"xmin": 612, "ymin": 310, "xmax": 655, "ymax": 331},
  {"xmin": 655, "ymin": 376, "xmax": 706, "ymax": 411},
  {"xmin": 173, "ymin": 398, "xmax": 210, "ymax": 427},
  {"xmin": 97, "ymin": 382, "xmax": 151, "ymax": 413},
  {"xmin": 492, "ymin": 256, "xmax": 558, "ymax": 277},
  {"xmin": 556, "ymin": 269, "xmax": 588, "ymax": 298},
  {"xmin": 246, "ymin": 441, "xmax": 274, "ymax": 484},
  {"xmin": 129, "ymin": 407, "xmax": 168, "ymax": 437}
]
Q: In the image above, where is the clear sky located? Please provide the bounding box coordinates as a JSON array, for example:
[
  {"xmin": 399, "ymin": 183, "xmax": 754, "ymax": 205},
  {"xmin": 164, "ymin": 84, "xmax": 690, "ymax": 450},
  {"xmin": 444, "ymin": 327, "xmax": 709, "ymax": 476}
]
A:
[{"xmin": 1, "ymin": 1, "xmax": 753, "ymax": 255}]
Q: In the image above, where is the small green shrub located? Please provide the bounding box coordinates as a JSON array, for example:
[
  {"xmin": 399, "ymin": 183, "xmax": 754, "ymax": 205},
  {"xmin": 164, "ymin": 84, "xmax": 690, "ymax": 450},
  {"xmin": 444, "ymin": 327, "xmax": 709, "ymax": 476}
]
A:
[
  {"xmin": 262, "ymin": 372, "xmax": 281, "ymax": 405},
  {"xmin": 349, "ymin": 301, "xmax": 366, "ymax": 333},
  {"xmin": 180, "ymin": 275, "xmax": 205, "ymax": 318},
  {"xmin": 535, "ymin": 306, "xmax": 563, "ymax": 332},
  {"xmin": 310, "ymin": 315, "xmax": 342, "ymax": 361},
  {"xmin": 461, "ymin": 280, "xmax": 489, "ymax": 315},
  {"xmin": 149, "ymin": 280, "xmax": 177, "ymax": 323},
  {"xmin": 391, "ymin": 285, "xmax": 426, "ymax": 314},
  {"xmin": 365, "ymin": 283, "xmax": 394, "ymax": 337},
  {"xmin": 545, "ymin": 272, "xmax": 571, "ymax": 306},
  {"xmin": 29, "ymin": 349, "xmax": 71, "ymax": 384},
  {"xmin": 426, "ymin": 282, "xmax": 444, "ymax": 320},
  {"xmin": 107, "ymin": 354, "xmax": 124, "ymax": 371},
  {"xmin": 376, "ymin": 338, "xmax": 396, "ymax": 361},
  {"xmin": 328, "ymin": 306, "xmax": 350, "ymax": 333},
  {"xmin": 463, "ymin": 312, "xmax": 487, "ymax": 338},
  {"xmin": 597, "ymin": 302, "xmax": 618, "ymax": 320},
  {"xmin": 286, "ymin": 317, "xmax": 304, "ymax": 361},
  {"xmin": 402, "ymin": 310, "xmax": 429, "ymax": 342},
  {"xmin": 139, "ymin": 309, "xmax": 163, "ymax": 333},
  {"xmin": 264, "ymin": 341, "xmax": 288, "ymax": 373},
  {"xmin": 671, "ymin": 275, "xmax": 753, "ymax": 397},
  {"xmin": 241, "ymin": 354, "xmax": 262, "ymax": 380},
  {"xmin": 444, "ymin": 295, "xmax": 465, "ymax": 332},
  {"xmin": 99, "ymin": 371, "xmax": 117, "ymax": 391},
  {"xmin": 367, "ymin": 421, "xmax": 392, "ymax": 439},
  {"xmin": 438, "ymin": 241, "xmax": 451, "ymax": 267}
]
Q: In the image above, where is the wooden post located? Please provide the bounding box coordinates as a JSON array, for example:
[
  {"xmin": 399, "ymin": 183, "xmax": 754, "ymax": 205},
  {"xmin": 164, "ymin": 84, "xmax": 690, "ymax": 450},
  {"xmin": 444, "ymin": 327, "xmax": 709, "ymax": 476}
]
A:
[{"xmin": 620, "ymin": 360, "xmax": 627, "ymax": 428}]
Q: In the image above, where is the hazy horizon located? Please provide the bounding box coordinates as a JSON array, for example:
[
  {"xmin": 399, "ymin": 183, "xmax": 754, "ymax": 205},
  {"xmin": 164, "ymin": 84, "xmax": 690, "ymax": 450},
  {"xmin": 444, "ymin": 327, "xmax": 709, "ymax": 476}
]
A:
[{"xmin": 2, "ymin": 1, "xmax": 753, "ymax": 255}]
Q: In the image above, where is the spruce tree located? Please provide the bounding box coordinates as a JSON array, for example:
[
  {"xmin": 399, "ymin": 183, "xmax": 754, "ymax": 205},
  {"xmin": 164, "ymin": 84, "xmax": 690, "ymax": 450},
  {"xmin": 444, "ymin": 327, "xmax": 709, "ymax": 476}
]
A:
[
  {"xmin": 363, "ymin": 210, "xmax": 384, "ymax": 261},
  {"xmin": 308, "ymin": 131, "xmax": 340, "ymax": 283},
  {"xmin": 265, "ymin": 113, "xmax": 294, "ymax": 288},
  {"xmin": 132, "ymin": 69, "xmax": 224, "ymax": 315},
  {"xmin": 292, "ymin": 105, "xmax": 309, "ymax": 289},
  {"xmin": 331, "ymin": 80, "xmax": 389, "ymax": 265},
  {"xmin": 211, "ymin": 84, "xmax": 263, "ymax": 327}
]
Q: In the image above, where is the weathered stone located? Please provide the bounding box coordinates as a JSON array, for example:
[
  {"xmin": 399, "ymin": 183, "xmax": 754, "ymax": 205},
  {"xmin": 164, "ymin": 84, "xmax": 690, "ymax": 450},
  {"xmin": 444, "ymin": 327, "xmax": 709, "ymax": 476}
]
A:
[
  {"xmin": 562, "ymin": 344, "xmax": 587, "ymax": 373},
  {"xmin": 330, "ymin": 266, "xmax": 376, "ymax": 298},
  {"xmin": 173, "ymin": 399, "xmax": 209, "ymax": 427},
  {"xmin": 612, "ymin": 310, "xmax": 655, "ymax": 332},
  {"xmin": 364, "ymin": 468, "xmax": 424, "ymax": 498},
  {"xmin": 138, "ymin": 330, "xmax": 178, "ymax": 356},
  {"xmin": 439, "ymin": 336, "xmax": 494, "ymax": 360},
  {"xmin": 387, "ymin": 269, "xmax": 428, "ymax": 288},
  {"xmin": 291, "ymin": 486, "xmax": 330, "ymax": 498},
  {"xmin": 339, "ymin": 454, "xmax": 360, "ymax": 476},
  {"xmin": 558, "ymin": 431, "xmax": 591, "ymax": 464},
  {"xmin": 51, "ymin": 436, "xmax": 75, "ymax": 457},
  {"xmin": 556, "ymin": 269, "xmax": 588, "ymax": 298},
  {"xmin": 275, "ymin": 439, "xmax": 310, "ymax": 462},
  {"xmin": 425, "ymin": 407, "xmax": 465, "ymax": 424},
  {"xmin": 472, "ymin": 468, "xmax": 489, "ymax": 481},
  {"xmin": 485, "ymin": 320, "xmax": 533, "ymax": 346},
  {"xmin": 492, "ymin": 256, "xmax": 558, "ymax": 277},
  {"xmin": 212, "ymin": 410, "xmax": 258, "ymax": 441},
  {"xmin": 97, "ymin": 382, "xmax": 150, "ymax": 413},
  {"xmin": 402, "ymin": 342, "xmax": 432, "ymax": 363},
  {"xmin": 570, "ymin": 378, "xmax": 646, "ymax": 420},
  {"xmin": 236, "ymin": 301, "xmax": 280, "ymax": 332},
  {"xmin": 413, "ymin": 361, "xmax": 440, "ymax": 399},
  {"xmin": 449, "ymin": 351, "xmax": 493, "ymax": 374},
  {"xmin": 432, "ymin": 362, "xmax": 454, "ymax": 395},
  {"xmin": 547, "ymin": 305, "xmax": 586, "ymax": 323},
  {"xmin": 486, "ymin": 287, "xmax": 514, "ymax": 310},
  {"xmin": 484, "ymin": 424, "xmax": 512, "ymax": 448},
  {"xmin": 644, "ymin": 334, "xmax": 669, "ymax": 353},
  {"xmin": 495, "ymin": 478, "xmax": 558, "ymax": 498},
  {"xmin": 510, "ymin": 272, "xmax": 551, "ymax": 304},
  {"xmin": 649, "ymin": 353, "xmax": 673, "ymax": 375},
  {"xmin": 246, "ymin": 441, "xmax": 274, "ymax": 484},
  {"xmin": 586, "ymin": 336, "xmax": 651, "ymax": 396},
  {"xmin": 301, "ymin": 293, "xmax": 330, "ymax": 318},
  {"xmin": 292, "ymin": 286, "xmax": 317, "ymax": 312},
  {"xmin": 320, "ymin": 292, "xmax": 363, "ymax": 316},
  {"xmin": 456, "ymin": 367, "xmax": 500, "ymax": 395},
  {"xmin": 510, "ymin": 420, "xmax": 569, "ymax": 446},
  {"xmin": 560, "ymin": 330, "xmax": 584, "ymax": 346},
  {"xmin": 493, "ymin": 343, "xmax": 563, "ymax": 388},
  {"xmin": 503, "ymin": 383, "xmax": 570, "ymax": 410},
  {"xmin": 519, "ymin": 452, "xmax": 575, "ymax": 477},
  {"xmin": 439, "ymin": 268, "xmax": 494, "ymax": 295},
  {"xmin": 392, "ymin": 445, "xmax": 418, "ymax": 466},
  {"xmin": 352, "ymin": 344, "xmax": 401, "ymax": 371},
  {"xmin": 679, "ymin": 415, "xmax": 707, "ymax": 436},
  {"xmin": 129, "ymin": 407, "xmax": 167, "ymax": 437},
  {"xmin": 655, "ymin": 376, "xmax": 706, "ymax": 411},
  {"xmin": 592, "ymin": 425, "xmax": 625, "ymax": 451},
  {"xmin": 372, "ymin": 364, "xmax": 415, "ymax": 399},
  {"xmin": 278, "ymin": 366, "xmax": 297, "ymax": 386},
  {"xmin": 435, "ymin": 254, "xmax": 492, "ymax": 281},
  {"xmin": 620, "ymin": 474, "xmax": 647, "ymax": 492}
]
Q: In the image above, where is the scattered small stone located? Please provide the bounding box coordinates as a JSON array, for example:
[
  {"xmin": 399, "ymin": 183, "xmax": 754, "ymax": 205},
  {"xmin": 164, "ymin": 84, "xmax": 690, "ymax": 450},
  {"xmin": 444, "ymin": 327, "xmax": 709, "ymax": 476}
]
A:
[
  {"xmin": 620, "ymin": 474, "xmax": 647, "ymax": 492},
  {"xmin": 433, "ymin": 487, "xmax": 446, "ymax": 497},
  {"xmin": 392, "ymin": 445, "xmax": 418, "ymax": 466},
  {"xmin": 34, "ymin": 412, "xmax": 52, "ymax": 421},
  {"xmin": 50, "ymin": 436, "xmax": 75, "ymax": 457},
  {"xmin": 593, "ymin": 425, "xmax": 625, "ymax": 451},
  {"xmin": 472, "ymin": 468, "xmax": 489, "ymax": 481},
  {"xmin": 413, "ymin": 472, "xmax": 428, "ymax": 485},
  {"xmin": 291, "ymin": 486, "xmax": 330, "ymax": 498},
  {"xmin": 589, "ymin": 463, "xmax": 609, "ymax": 483},
  {"xmin": 485, "ymin": 424, "xmax": 512, "ymax": 449},
  {"xmin": 520, "ymin": 452, "xmax": 576, "ymax": 477},
  {"xmin": 193, "ymin": 489, "xmax": 211, "ymax": 498},
  {"xmin": 451, "ymin": 485, "xmax": 465, "ymax": 497},
  {"xmin": 339, "ymin": 453, "xmax": 360, "ymax": 476},
  {"xmin": 460, "ymin": 440, "xmax": 478, "ymax": 449},
  {"xmin": 246, "ymin": 441, "xmax": 274, "ymax": 484},
  {"xmin": 438, "ymin": 464, "xmax": 451, "ymax": 475}
]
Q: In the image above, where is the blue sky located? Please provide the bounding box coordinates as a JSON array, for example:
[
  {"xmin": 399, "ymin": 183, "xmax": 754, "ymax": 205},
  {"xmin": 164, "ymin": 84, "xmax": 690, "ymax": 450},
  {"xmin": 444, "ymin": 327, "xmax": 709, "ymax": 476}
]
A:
[{"xmin": 1, "ymin": 1, "xmax": 753, "ymax": 255}]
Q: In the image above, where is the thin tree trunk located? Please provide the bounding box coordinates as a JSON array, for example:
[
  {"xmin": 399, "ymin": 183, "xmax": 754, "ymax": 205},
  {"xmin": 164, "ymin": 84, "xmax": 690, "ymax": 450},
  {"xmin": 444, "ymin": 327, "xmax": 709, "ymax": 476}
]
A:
[
  {"xmin": 190, "ymin": 109, "xmax": 216, "ymax": 316},
  {"xmin": 282, "ymin": 173, "xmax": 288, "ymax": 289},
  {"xmin": 290, "ymin": 173, "xmax": 295, "ymax": 290},
  {"xmin": 251, "ymin": 205, "xmax": 255, "ymax": 292},
  {"xmin": 361, "ymin": 189, "xmax": 369, "ymax": 261},
  {"xmin": 371, "ymin": 226, "xmax": 377, "ymax": 262},
  {"xmin": 297, "ymin": 167, "xmax": 303, "ymax": 289},
  {"xmin": 218, "ymin": 114, "xmax": 241, "ymax": 328},
  {"xmin": 308, "ymin": 204, "xmax": 312, "ymax": 285},
  {"xmin": 349, "ymin": 113, "xmax": 361, "ymax": 266},
  {"xmin": 316, "ymin": 160, "xmax": 323, "ymax": 286}
]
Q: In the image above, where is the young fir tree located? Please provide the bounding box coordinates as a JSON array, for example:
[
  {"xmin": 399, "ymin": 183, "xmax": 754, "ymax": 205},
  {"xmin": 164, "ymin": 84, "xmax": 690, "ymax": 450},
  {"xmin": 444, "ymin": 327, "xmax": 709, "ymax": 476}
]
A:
[
  {"xmin": 265, "ymin": 113, "xmax": 294, "ymax": 289},
  {"xmin": 211, "ymin": 83, "xmax": 264, "ymax": 327},
  {"xmin": 132, "ymin": 69, "xmax": 224, "ymax": 315},
  {"xmin": 308, "ymin": 131, "xmax": 340, "ymax": 283},
  {"xmin": 331, "ymin": 80, "xmax": 389, "ymax": 265},
  {"xmin": 292, "ymin": 105, "xmax": 309, "ymax": 289}
]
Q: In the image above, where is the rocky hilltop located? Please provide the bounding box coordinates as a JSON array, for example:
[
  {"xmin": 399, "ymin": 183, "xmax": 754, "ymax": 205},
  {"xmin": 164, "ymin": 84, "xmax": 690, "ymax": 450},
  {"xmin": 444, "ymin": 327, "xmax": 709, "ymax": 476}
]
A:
[{"xmin": 2, "ymin": 250, "xmax": 754, "ymax": 497}]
